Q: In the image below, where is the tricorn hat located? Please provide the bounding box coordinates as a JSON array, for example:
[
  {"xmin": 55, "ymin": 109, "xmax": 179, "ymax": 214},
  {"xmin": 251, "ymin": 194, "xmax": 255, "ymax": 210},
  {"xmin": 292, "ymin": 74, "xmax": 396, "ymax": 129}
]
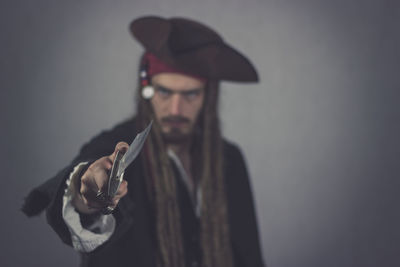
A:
[{"xmin": 130, "ymin": 16, "xmax": 259, "ymax": 82}]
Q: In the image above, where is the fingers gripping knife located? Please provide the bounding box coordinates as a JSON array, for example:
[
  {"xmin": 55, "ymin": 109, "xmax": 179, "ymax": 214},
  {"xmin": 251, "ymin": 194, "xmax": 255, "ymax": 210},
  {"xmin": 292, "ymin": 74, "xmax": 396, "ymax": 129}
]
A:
[{"xmin": 98, "ymin": 121, "xmax": 153, "ymax": 215}]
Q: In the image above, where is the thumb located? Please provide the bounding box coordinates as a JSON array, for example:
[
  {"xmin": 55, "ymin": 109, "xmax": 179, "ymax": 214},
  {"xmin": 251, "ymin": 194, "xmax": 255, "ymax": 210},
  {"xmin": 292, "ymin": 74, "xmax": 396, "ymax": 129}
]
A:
[{"xmin": 109, "ymin": 141, "xmax": 129, "ymax": 163}]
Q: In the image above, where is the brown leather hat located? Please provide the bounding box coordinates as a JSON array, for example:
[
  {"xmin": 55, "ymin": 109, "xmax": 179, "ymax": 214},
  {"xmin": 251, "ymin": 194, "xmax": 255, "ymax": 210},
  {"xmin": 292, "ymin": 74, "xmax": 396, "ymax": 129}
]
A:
[{"xmin": 130, "ymin": 16, "xmax": 259, "ymax": 82}]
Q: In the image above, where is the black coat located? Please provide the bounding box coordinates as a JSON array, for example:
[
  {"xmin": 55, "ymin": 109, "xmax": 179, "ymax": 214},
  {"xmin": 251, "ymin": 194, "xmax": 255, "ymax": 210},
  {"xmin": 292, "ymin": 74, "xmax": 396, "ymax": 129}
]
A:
[{"xmin": 23, "ymin": 118, "xmax": 265, "ymax": 267}]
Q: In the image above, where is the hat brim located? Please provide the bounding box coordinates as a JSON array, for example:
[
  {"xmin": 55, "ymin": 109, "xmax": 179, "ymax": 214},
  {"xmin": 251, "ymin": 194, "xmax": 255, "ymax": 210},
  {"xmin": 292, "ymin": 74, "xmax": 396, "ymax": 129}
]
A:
[{"xmin": 130, "ymin": 16, "xmax": 259, "ymax": 83}]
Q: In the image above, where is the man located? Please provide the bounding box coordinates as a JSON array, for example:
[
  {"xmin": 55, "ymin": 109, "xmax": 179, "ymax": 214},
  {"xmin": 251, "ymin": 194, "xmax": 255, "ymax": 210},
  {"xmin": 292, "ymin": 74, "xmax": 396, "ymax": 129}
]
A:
[{"xmin": 23, "ymin": 16, "xmax": 265, "ymax": 267}]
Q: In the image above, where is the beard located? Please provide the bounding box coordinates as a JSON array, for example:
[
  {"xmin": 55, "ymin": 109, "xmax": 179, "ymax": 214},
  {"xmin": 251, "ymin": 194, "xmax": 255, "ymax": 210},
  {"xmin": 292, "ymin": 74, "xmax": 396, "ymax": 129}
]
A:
[
  {"xmin": 160, "ymin": 115, "xmax": 193, "ymax": 144},
  {"xmin": 162, "ymin": 128, "xmax": 192, "ymax": 144}
]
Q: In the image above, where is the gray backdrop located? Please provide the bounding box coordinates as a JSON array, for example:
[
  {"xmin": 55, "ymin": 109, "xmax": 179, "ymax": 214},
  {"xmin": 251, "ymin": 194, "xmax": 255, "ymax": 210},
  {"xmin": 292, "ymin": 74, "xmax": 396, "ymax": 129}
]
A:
[{"xmin": 1, "ymin": 0, "xmax": 399, "ymax": 266}]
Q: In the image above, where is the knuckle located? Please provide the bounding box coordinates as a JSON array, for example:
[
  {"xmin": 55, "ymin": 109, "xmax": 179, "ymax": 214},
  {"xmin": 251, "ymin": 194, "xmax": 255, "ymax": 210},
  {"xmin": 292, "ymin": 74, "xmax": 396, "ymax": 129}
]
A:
[
  {"xmin": 81, "ymin": 193, "xmax": 90, "ymax": 202},
  {"xmin": 81, "ymin": 175, "xmax": 89, "ymax": 184},
  {"xmin": 86, "ymin": 199, "xmax": 100, "ymax": 208},
  {"xmin": 121, "ymin": 188, "xmax": 128, "ymax": 196},
  {"xmin": 80, "ymin": 186, "xmax": 88, "ymax": 195},
  {"xmin": 116, "ymin": 186, "xmax": 127, "ymax": 195},
  {"xmin": 82, "ymin": 196, "xmax": 89, "ymax": 206},
  {"xmin": 100, "ymin": 156, "xmax": 110, "ymax": 164},
  {"xmin": 87, "ymin": 164, "xmax": 95, "ymax": 172},
  {"xmin": 110, "ymin": 198, "xmax": 119, "ymax": 207}
]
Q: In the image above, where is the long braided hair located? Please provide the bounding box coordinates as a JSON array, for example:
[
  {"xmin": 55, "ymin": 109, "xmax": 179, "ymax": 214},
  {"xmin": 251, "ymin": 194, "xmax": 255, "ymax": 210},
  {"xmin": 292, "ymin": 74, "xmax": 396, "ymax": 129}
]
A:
[{"xmin": 135, "ymin": 56, "xmax": 234, "ymax": 267}]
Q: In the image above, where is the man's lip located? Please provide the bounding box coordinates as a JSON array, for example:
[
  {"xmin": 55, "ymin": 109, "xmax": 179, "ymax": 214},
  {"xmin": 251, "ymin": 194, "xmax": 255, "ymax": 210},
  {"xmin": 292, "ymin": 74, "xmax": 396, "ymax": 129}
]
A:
[{"xmin": 163, "ymin": 121, "xmax": 188, "ymax": 127}]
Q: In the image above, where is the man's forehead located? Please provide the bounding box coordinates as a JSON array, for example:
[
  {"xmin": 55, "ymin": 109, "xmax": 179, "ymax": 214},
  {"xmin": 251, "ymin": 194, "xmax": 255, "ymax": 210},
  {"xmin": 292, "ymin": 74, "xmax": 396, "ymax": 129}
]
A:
[{"xmin": 151, "ymin": 73, "xmax": 205, "ymax": 91}]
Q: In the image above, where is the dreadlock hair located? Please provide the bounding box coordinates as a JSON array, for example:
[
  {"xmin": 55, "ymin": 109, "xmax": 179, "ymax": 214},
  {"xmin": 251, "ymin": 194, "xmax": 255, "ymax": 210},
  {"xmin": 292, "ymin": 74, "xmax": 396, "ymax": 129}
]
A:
[{"xmin": 135, "ymin": 56, "xmax": 234, "ymax": 267}]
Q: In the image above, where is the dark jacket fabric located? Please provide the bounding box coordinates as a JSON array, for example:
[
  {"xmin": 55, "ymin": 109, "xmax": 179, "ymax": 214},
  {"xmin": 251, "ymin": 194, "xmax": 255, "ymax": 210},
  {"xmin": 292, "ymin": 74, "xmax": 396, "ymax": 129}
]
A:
[{"xmin": 22, "ymin": 118, "xmax": 265, "ymax": 267}]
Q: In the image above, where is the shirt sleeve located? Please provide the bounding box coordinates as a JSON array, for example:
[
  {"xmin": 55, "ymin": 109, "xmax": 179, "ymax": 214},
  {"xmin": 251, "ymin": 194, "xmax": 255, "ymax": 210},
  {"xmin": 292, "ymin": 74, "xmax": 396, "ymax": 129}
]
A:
[{"xmin": 62, "ymin": 162, "xmax": 116, "ymax": 253}]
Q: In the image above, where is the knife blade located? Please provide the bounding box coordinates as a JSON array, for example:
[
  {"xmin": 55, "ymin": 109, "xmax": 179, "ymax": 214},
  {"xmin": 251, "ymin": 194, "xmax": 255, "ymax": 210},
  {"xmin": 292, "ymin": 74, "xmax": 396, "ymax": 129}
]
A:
[{"xmin": 107, "ymin": 120, "xmax": 153, "ymax": 198}]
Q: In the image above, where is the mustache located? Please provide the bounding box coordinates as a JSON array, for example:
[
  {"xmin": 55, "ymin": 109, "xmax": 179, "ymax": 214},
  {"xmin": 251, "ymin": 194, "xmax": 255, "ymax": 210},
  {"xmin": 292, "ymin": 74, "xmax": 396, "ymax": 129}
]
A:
[{"xmin": 161, "ymin": 116, "xmax": 190, "ymax": 124}]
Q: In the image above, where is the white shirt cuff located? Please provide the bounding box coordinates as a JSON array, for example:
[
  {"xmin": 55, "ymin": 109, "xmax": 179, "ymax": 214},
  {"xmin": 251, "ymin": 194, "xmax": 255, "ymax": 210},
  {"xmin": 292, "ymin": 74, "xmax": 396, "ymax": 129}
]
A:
[{"xmin": 62, "ymin": 162, "xmax": 116, "ymax": 252}]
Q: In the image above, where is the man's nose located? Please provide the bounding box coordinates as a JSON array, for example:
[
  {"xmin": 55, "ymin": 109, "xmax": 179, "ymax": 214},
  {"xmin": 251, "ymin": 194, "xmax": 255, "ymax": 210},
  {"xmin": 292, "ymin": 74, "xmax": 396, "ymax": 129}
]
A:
[{"xmin": 169, "ymin": 94, "xmax": 184, "ymax": 115}]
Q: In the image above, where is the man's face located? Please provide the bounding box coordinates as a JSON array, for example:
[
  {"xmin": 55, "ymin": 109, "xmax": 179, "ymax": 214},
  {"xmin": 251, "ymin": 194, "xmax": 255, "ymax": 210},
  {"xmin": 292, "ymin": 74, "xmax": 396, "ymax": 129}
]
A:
[{"xmin": 150, "ymin": 73, "xmax": 205, "ymax": 143}]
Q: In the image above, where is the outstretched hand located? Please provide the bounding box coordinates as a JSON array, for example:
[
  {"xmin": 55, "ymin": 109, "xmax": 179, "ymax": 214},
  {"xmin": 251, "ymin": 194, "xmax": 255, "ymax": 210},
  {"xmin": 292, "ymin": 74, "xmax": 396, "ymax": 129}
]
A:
[{"xmin": 72, "ymin": 142, "xmax": 129, "ymax": 214}]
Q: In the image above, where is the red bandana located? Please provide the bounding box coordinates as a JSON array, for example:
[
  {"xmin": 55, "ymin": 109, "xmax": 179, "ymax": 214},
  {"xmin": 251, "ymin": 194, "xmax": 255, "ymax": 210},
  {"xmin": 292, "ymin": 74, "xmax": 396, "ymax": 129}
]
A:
[{"xmin": 144, "ymin": 52, "xmax": 207, "ymax": 83}]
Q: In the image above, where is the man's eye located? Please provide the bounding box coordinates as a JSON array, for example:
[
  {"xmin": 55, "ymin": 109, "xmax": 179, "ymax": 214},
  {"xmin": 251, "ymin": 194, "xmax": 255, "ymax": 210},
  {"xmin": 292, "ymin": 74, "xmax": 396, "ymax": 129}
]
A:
[
  {"xmin": 183, "ymin": 91, "xmax": 200, "ymax": 100},
  {"xmin": 157, "ymin": 87, "xmax": 172, "ymax": 97}
]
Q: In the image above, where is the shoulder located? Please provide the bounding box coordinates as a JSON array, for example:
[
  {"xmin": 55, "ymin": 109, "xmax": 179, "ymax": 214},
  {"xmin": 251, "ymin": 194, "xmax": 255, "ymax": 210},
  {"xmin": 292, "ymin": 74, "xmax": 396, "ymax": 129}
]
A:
[
  {"xmin": 222, "ymin": 139, "xmax": 250, "ymax": 182},
  {"xmin": 222, "ymin": 139, "xmax": 247, "ymax": 167}
]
